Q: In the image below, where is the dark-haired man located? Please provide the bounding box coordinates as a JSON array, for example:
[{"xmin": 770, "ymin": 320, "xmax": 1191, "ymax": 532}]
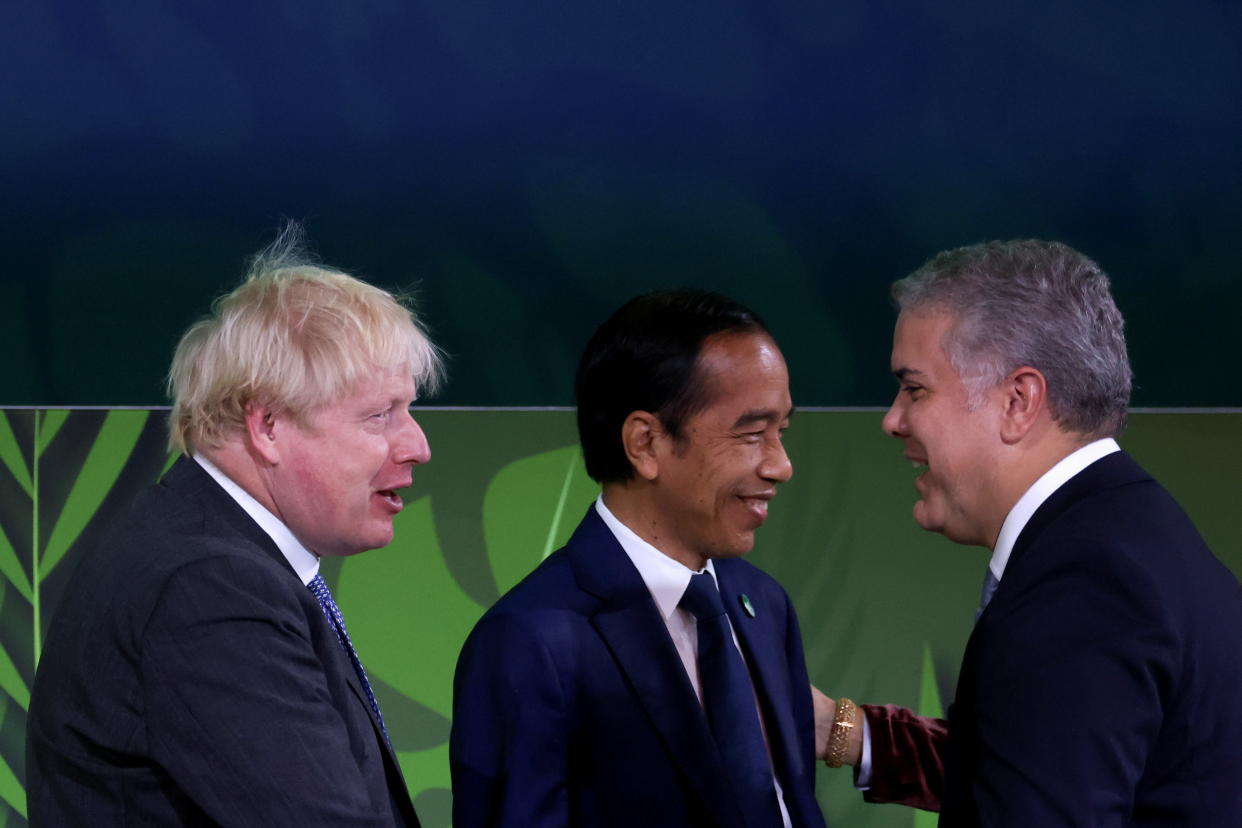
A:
[
  {"xmin": 451, "ymin": 291, "xmax": 825, "ymax": 828},
  {"xmin": 819, "ymin": 241, "xmax": 1242, "ymax": 826}
]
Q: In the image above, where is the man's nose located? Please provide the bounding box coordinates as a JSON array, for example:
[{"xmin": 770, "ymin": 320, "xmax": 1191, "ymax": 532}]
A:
[
  {"xmin": 881, "ymin": 394, "xmax": 906, "ymax": 438},
  {"xmin": 762, "ymin": 437, "xmax": 793, "ymax": 483},
  {"xmin": 394, "ymin": 410, "xmax": 431, "ymax": 465}
]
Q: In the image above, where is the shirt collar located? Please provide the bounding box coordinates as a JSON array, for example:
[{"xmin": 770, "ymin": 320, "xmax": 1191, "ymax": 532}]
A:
[
  {"xmin": 594, "ymin": 494, "xmax": 716, "ymax": 620},
  {"xmin": 989, "ymin": 437, "xmax": 1120, "ymax": 581},
  {"xmin": 193, "ymin": 454, "xmax": 321, "ymax": 586}
]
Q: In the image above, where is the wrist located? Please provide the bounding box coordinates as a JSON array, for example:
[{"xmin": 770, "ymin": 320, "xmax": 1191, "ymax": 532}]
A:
[{"xmin": 824, "ymin": 697, "xmax": 861, "ymax": 768}]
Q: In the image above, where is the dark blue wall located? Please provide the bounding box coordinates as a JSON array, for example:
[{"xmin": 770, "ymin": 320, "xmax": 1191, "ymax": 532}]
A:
[{"xmin": 4, "ymin": 1, "xmax": 1240, "ymax": 406}]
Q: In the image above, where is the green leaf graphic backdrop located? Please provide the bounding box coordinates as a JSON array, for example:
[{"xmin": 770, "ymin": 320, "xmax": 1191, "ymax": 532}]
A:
[{"xmin": 4, "ymin": 408, "xmax": 1240, "ymax": 828}]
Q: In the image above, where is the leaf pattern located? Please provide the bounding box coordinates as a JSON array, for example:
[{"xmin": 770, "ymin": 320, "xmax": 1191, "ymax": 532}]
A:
[
  {"xmin": 914, "ymin": 644, "xmax": 945, "ymax": 828},
  {"xmin": 483, "ymin": 444, "xmax": 597, "ymax": 594},
  {"xmin": 0, "ymin": 409, "xmax": 170, "ymax": 827},
  {"xmin": 39, "ymin": 411, "xmax": 148, "ymax": 581},
  {"xmin": 0, "ymin": 407, "xmax": 1237, "ymax": 828}
]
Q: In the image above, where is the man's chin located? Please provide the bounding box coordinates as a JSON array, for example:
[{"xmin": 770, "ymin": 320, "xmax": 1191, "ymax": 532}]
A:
[
  {"xmin": 342, "ymin": 527, "xmax": 395, "ymax": 556},
  {"xmin": 912, "ymin": 500, "xmax": 944, "ymax": 535},
  {"xmin": 366, "ymin": 532, "xmax": 395, "ymax": 552},
  {"xmin": 712, "ymin": 532, "xmax": 756, "ymax": 560}
]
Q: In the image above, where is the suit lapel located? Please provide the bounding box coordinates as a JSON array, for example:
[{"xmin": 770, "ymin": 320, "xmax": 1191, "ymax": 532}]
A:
[
  {"xmin": 716, "ymin": 564, "xmax": 803, "ymax": 808},
  {"xmin": 163, "ymin": 457, "xmax": 416, "ymax": 820},
  {"xmin": 330, "ymin": 655, "xmax": 419, "ymax": 823},
  {"xmin": 1004, "ymin": 451, "xmax": 1150, "ymax": 586},
  {"xmin": 342, "ymin": 660, "xmax": 390, "ymax": 751},
  {"xmin": 329, "ymin": 622, "xmax": 416, "ymax": 819},
  {"xmin": 567, "ymin": 509, "xmax": 747, "ymax": 828},
  {"xmin": 162, "ymin": 457, "xmax": 289, "ymax": 569},
  {"xmin": 167, "ymin": 461, "xmax": 379, "ymax": 714}
]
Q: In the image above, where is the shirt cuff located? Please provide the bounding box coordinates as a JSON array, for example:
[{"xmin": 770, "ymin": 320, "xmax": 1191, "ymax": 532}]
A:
[{"xmin": 854, "ymin": 713, "xmax": 872, "ymax": 789}]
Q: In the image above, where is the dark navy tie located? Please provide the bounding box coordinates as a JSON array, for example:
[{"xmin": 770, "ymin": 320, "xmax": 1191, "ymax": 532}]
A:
[
  {"xmin": 308, "ymin": 573, "xmax": 389, "ymax": 743},
  {"xmin": 679, "ymin": 572, "xmax": 783, "ymax": 828}
]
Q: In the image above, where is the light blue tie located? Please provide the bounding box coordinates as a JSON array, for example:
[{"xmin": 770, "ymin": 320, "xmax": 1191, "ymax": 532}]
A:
[
  {"xmin": 307, "ymin": 573, "xmax": 389, "ymax": 743},
  {"xmin": 976, "ymin": 567, "xmax": 1000, "ymax": 622}
]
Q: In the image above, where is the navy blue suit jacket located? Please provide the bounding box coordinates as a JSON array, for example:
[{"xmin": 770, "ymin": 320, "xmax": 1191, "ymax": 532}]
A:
[
  {"xmin": 451, "ymin": 506, "xmax": 827, "ymax": 828},
  {"xmin": 27, "ymin": 457, "xmax": 418, "ymax": 827},
  {"xmin": 864, "ymin": 451, "xmax": 1242, "ymax": 826}
]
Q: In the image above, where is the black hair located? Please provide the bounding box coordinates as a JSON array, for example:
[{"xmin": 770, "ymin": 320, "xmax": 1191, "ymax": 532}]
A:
[{"xmin": 575, "ymin": 289, "xmax": 770, "ymax": 483}]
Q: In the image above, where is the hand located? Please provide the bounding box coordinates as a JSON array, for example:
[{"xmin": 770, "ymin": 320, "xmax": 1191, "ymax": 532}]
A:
[
  {"xmin": 811, "ymin": 684, "xmax": 836, "ymax": 760},
  {"xmin": 810, "ymin": 683, "xmax": 864, "ymax": 767}
]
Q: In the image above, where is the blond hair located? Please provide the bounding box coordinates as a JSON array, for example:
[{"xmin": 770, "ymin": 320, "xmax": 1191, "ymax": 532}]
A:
[{"xmin": 168, "ymin": 226, "xmax": 443, "ymax": 453}]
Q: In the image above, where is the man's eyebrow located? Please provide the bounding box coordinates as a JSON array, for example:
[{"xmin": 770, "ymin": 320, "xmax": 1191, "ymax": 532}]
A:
[
  {"xmin": 892, "ymin": 367, "xmax": 925, "ymax": 381},
  {"xmin": 732, "ymin": 406, "xmax": 795, "ymax": 429}
]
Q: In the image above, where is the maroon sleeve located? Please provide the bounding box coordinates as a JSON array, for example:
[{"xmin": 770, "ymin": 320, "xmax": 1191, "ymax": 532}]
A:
[{"xmin": 858, "ymin": 703, "xmax": 948, "ymax": 812}]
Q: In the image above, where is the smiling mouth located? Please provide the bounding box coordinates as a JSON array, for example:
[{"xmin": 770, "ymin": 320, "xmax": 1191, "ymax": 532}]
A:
[
  {"xmin": 737, "ymin": 494, "xmax": 773, "ymax": 523},
  {"xmin": 904, "ymin": 457, "xmax": 929, "ymax": 494}
]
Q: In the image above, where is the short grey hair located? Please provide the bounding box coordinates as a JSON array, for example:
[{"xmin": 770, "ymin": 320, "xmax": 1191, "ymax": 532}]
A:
[
  {"xmin": 168, "ymin": 224, "xmax": 443, "ymax": 453},
  {"xmin": 892, "ymin": 240, "xmax": 1131, "ymax": 439}
]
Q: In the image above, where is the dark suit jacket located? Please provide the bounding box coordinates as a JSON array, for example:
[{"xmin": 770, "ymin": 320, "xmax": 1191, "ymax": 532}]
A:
[
  {"xmin": 450, "ymin": 506, "xmax": 826, "ymax": 828},
  {"xmin": 863, "ymin": 451, "xmax": 1242, "ymax": 826},
  {"xmin": 26, "ymin": 457, "xmax": 419, "ymax": 827}
]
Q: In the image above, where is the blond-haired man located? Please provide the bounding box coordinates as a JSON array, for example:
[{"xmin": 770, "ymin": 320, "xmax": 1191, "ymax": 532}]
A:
[{"xmin": 27, "ymin": 228, "xmax": 439, "ymax": 826}]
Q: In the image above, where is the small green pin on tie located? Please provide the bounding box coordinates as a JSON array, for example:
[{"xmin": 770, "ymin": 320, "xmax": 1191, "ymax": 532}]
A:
[{"xmin": 739, "ymin": 593, "xmax": 756, "ymax": 618}]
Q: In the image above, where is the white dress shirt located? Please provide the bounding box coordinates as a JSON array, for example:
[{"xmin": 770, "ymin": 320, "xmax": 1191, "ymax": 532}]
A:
[
  {"xmin": 855, "ymin": 437, "xmax": 1120, "ymax": 787},
  {"xmin": 194, "ymin": 454, "xmax": 320, "ymax": 586},
  {"xmin": 595, "ymin": 495, "xmax": 793, "ymax": 828}
]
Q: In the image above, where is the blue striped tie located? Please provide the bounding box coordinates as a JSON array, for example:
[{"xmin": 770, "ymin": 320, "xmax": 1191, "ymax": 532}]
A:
[
  {"xmin": 976, "ymin": 567, "xmax": 1000, "ymax": 622},
  {"xmin": 308, "ymin": 573, "xmax": 389, "ymax": 743}
]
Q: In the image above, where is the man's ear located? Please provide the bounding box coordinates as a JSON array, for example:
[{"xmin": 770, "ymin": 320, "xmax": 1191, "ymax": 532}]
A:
[
  {"xmin": 243, "ymin": 402, "xmax": 282, "ymax": 465},
  {"xmin": 621, "ymin": 411, "xmax": 662, "ymax": 481},
  {"xmin": 999, "ymin": 366, "xmax": 1048, "ymax": 444}
]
